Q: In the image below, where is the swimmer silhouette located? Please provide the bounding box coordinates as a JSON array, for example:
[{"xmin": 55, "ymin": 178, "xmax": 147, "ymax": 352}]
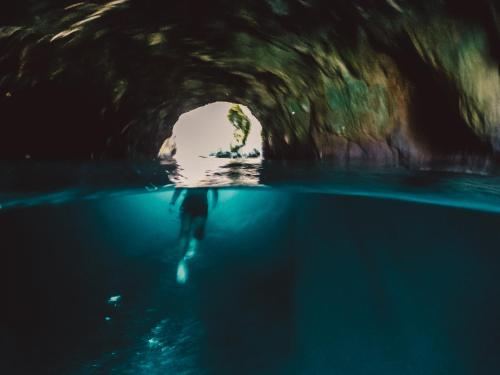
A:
[{"xmin": 170, "ymin": 187, "xmax": 218, "ymax": 284}]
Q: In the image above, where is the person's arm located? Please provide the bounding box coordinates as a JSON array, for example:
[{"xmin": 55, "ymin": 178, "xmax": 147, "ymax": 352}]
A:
[
  {"xmin": 171, "ymin": 188, "xmax": 183, "ymax": 206},
  {"xmin": 211, "ymin": 188, "xmax": 219, "ymax": 209}
]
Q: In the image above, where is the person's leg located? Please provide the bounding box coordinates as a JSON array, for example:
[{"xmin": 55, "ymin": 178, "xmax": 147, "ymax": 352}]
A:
[
  {"xmin": 176, "ymin": 213, "xmax": 193, "ymax": 284},
  {"xmin": 192, "ymin": 216, "xmax": 207, "ymax": 241},
  {"xmin": 185, "ymin": 216, "xmax": 206, "ymax": 258},
  {"xmin": 176, "ymin": 258, "xmax": 188, "ymax": 284},
  {"xmin": 176, "ymin": 216, "xmax": 207, "ymax": 284},
  {"xmin": 184, "ymin": 238, "xmax": 198, "ymax": 259},
  {"xmin": 178, "ymin": 213, "xmax": 192, "ymax": 252}
]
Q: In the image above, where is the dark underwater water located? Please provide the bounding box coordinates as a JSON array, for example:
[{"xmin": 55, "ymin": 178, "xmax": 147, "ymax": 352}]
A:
[{"xmin": 2, "ymin": 161, "xmax": 500, "ymax": 374}]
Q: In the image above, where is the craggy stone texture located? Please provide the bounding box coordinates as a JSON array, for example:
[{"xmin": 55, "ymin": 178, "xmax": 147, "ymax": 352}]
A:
[{"xmin": 0, "ymin": 0, "xmax": 499, "ymax": 168}]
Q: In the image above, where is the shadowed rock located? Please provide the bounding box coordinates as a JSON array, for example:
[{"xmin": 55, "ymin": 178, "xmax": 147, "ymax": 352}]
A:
[{"xmin": 0, "ymin": 0, "xmax": 499, "ymax": 170}]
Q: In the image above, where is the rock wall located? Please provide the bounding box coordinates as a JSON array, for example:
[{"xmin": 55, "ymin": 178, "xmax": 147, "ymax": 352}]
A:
[{"xmin": 0, "ymin": 0, "xmax": 499, "ymax": 168}]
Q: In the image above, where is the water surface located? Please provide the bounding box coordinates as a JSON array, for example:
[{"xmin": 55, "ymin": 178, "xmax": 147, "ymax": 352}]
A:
[{"xmin": 2, "ymin": 161, "xmax": 500, "ymax": 374}]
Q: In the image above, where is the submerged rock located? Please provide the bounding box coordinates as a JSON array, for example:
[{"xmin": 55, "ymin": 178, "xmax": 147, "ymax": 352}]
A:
[{"xmin": 0, "ymin": 0, "xmax": 498, "ymax": 169}]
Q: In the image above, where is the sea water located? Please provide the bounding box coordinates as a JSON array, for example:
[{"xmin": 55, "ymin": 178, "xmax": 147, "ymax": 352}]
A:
[{"xmin": 2, "ymin": 161, "xmax": 500, "ymax": 374}]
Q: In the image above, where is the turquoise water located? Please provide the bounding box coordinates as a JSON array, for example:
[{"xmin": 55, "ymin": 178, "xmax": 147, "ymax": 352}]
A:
[{"xmin": 2, "ymin": 162, "xmax": 500, "ymax": 374}]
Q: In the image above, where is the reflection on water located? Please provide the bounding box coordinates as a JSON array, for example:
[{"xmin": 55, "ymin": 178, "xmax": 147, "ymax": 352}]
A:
[{"xmin": 163, "ymin": 157, "xmax": 263, "ymax": 187}]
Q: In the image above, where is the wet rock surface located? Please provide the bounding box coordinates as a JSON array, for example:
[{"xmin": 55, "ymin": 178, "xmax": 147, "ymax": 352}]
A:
[{"xmin": 0, "ymin": 0, "xmax": 499, "ymax": 169}]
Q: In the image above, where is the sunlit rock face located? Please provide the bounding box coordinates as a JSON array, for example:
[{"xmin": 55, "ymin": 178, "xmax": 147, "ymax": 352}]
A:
[{"xmin": 0, "ymin": 0, "xmax": 499, "ymax": 167}]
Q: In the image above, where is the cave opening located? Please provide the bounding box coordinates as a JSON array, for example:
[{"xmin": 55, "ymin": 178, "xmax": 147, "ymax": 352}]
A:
[{"xmin": 158, "ymin": 101, "xmax": 263, "ymax": 185}]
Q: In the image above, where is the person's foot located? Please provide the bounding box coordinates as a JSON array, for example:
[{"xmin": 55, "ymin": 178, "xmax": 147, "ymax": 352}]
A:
[
  {"xmin": 184, "ymin": 239, "xmax": 198, "ymax": 259},
  {"xmin": 176, "ymin": 259, "xmax": 188, "ymax": 284}
]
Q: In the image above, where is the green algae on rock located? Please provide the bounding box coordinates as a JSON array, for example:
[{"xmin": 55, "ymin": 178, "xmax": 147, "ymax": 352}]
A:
[{"xmin": 227, "ymin": 104, "xmax": 251, "ymax": 153}]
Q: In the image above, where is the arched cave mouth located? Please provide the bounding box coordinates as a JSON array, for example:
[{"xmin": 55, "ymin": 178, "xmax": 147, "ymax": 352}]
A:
[
  {"xmin": 158, "ymin": 101, "xmax": 263, "ymax": 185},
  {"xmin": 1, "ymin": 0, "xmax": 499, "ymax": 169}
]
